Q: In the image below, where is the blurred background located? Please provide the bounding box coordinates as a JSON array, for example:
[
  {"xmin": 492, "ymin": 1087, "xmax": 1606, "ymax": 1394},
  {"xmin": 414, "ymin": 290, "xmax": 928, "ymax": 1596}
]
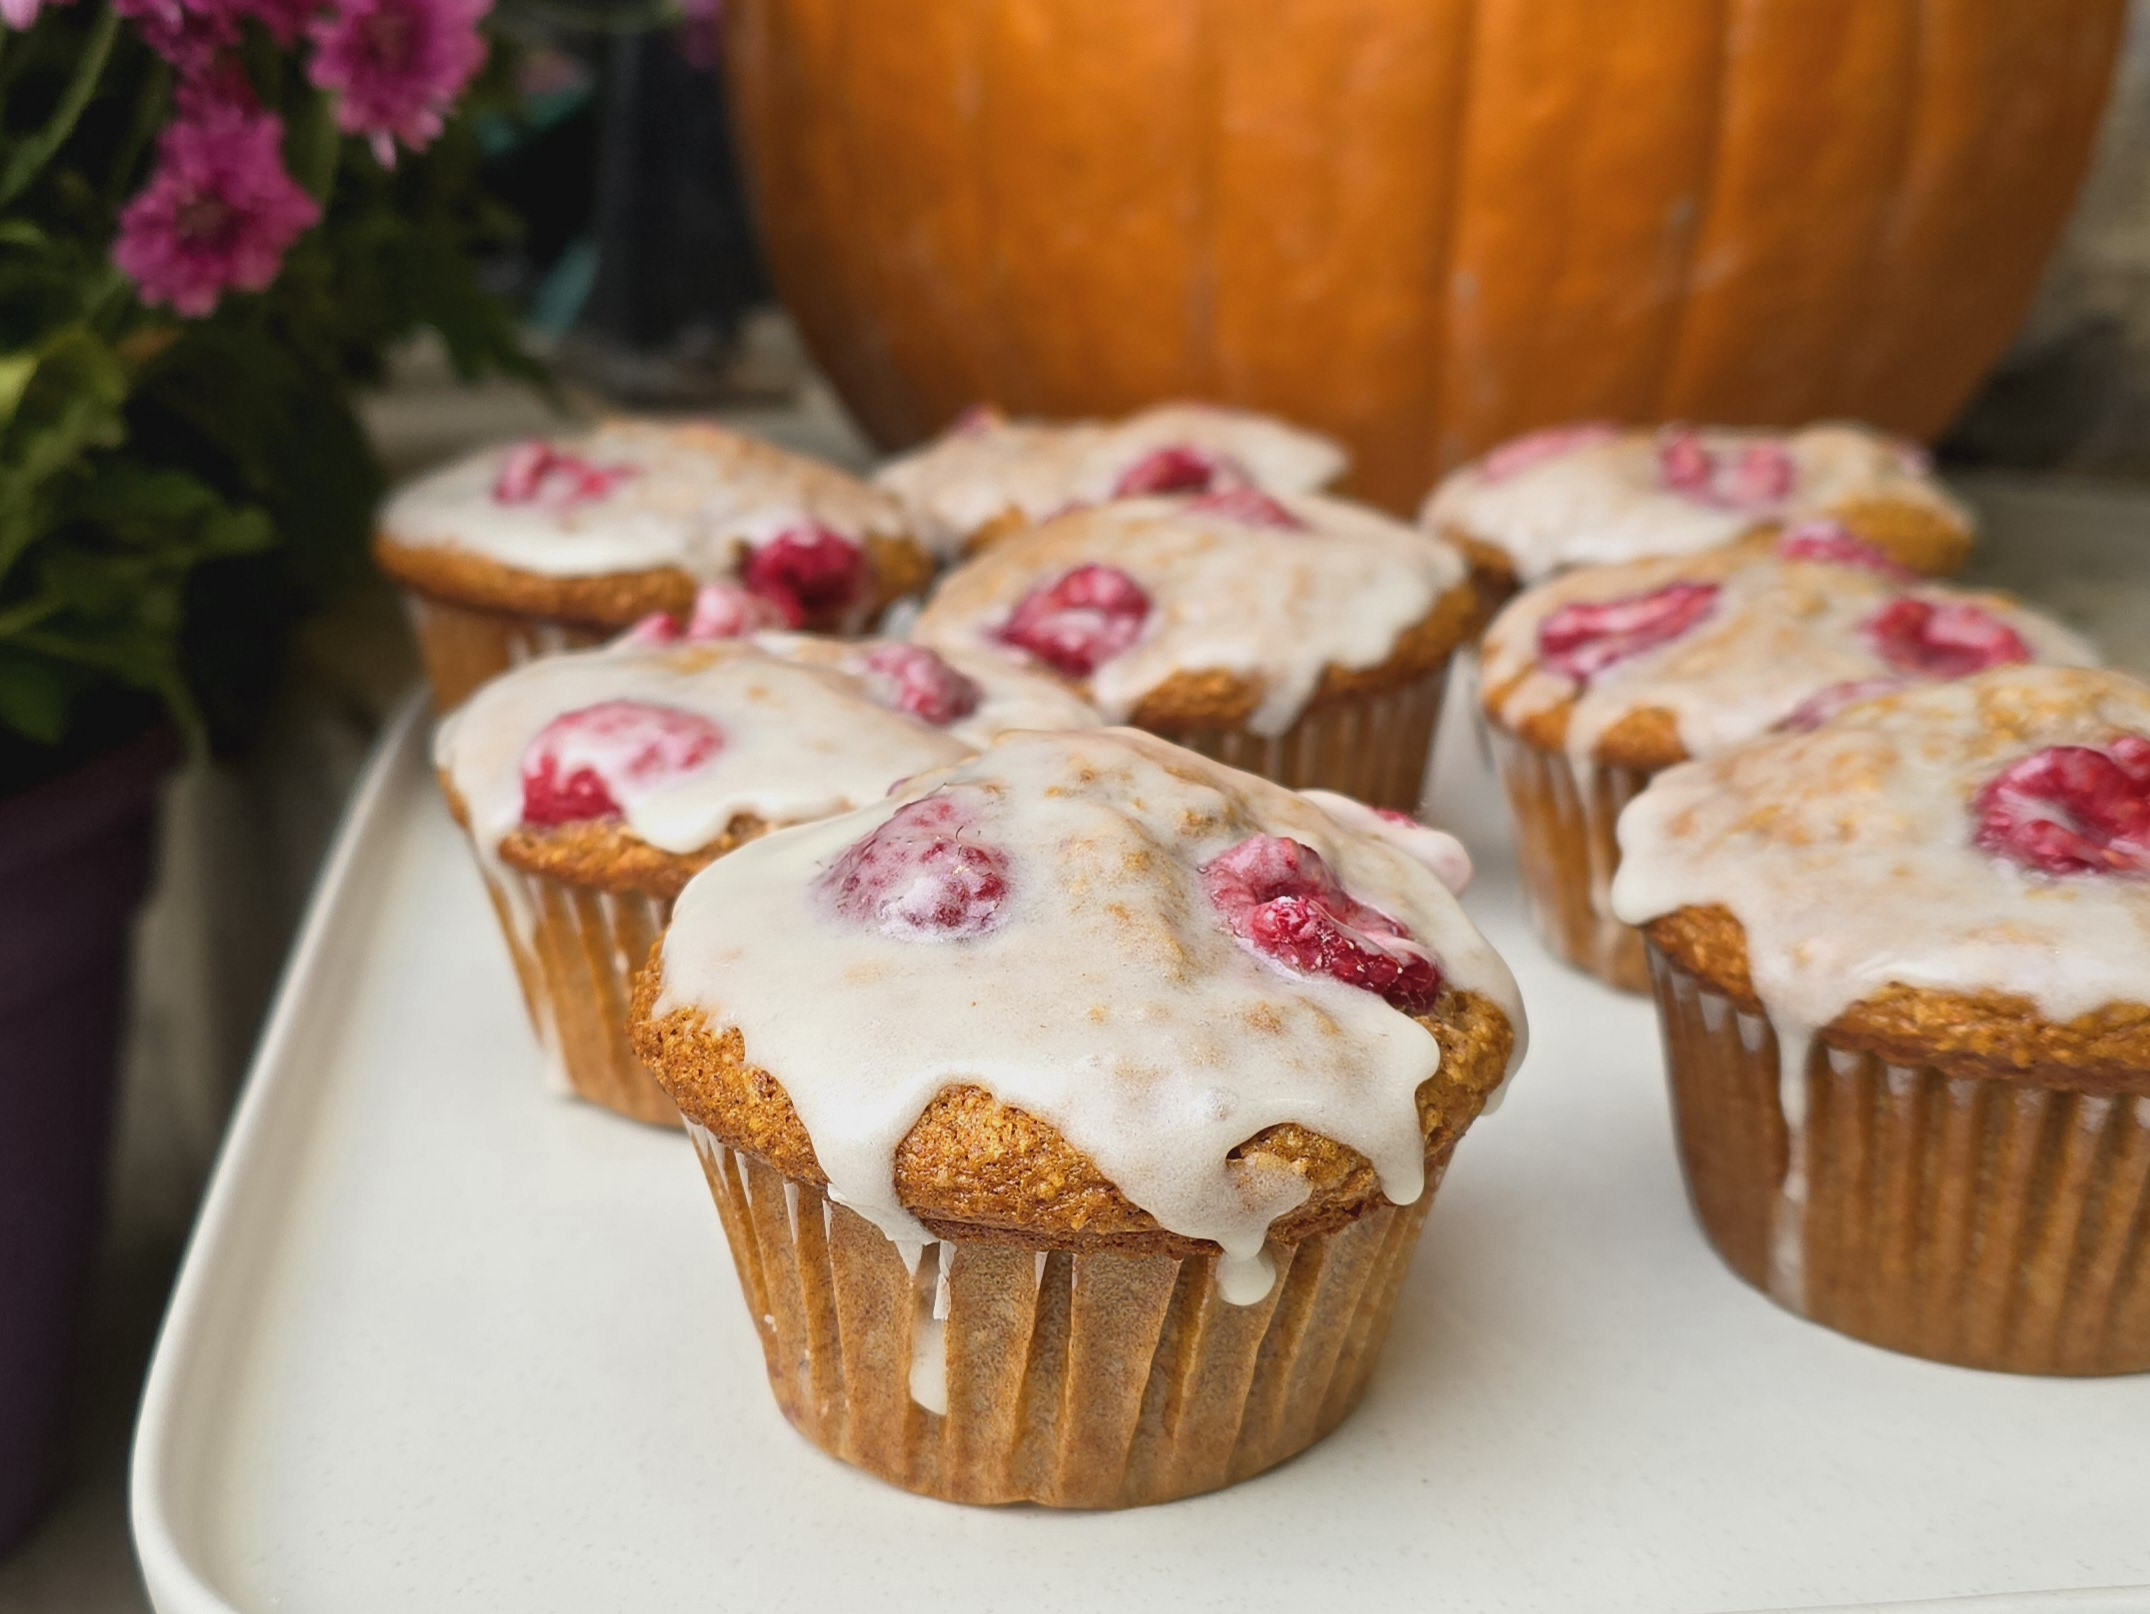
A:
[{"xmin": 2, "ymin": 0, "xmax": 2149, "ymax": 1605}]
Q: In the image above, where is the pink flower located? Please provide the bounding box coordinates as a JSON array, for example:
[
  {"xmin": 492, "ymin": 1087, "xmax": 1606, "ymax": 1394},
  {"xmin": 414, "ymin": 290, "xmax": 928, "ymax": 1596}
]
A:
[
  {"xmin": 2, "ymin": 0, "xmax": 73, "ymax": 31},
  {"xmin": 308, "ymin": 0, "xmax": 491, "ymax": 168},
  {"xmin": 114, "ymin": 0, "xmax": 317, "ymax": 68},
  {"xmin": 112, "ymin": 100, "xmax": 321, "ymax": 318},
  {"xmin": 113, "ymin": 0, "xmax": 226, "ymax": 72}
]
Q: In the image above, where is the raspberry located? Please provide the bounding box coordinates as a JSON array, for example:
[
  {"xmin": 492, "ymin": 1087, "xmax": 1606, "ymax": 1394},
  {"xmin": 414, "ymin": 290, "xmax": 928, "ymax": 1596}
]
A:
[
  {"xmin": 819, "ymin": 794, "xmax": 1011, "ymax": 940},
  {"xmin": 1477, "ymin": 423, "xmax": 1621, "ymax": 483},
  {"xmin": 1777, "ymin": 677, "xmax": 1907, "ymax": 734},
  {"xmin": 995, "ymin": 564, "xmax": 1152, "ymax": 678},
  {"xmin": 1974, "ymin": 738, "xmax": 2150, "ymax": 876},
  {"xmin": 1657, "ymin": 429, "xmax": 1795, "ymax": 510},
  {"xmin": 740, "ymin": 526, "xmax": 869, "ymax": 627},
  {"xmin": 1111, "ymin": 445, "xmax": 1247, "ymax": 498},
  {"xmin": 519, "ymin": 701, "xmax": 726, "ymax": 827},
  {"xmin": 619, "ymin": 612, "xmax": 682, "ymax": 649},
  {"xmin": 1865, "ymin": 597, "xmax": 2032, "ymax": 680},
  {"xmin": 688, "ymin": 582, "xmax": 788, "ymax": 639},
  {"xmin": 1186, "ymin": 489, "xmax": 1308, "ymax": 530},
  {"xmin": 853, "ymin": 643, "xmax": 982, "ymax": 727},
  {"xmin": 1537, "ymin": 581, "xmax": 1719, "ymax": 683},
  {"xmin": 1775, "ymin": 520, "xmax": 1914, "ymax": 581},
  {"xmin": 1203, "ymin": 835, "xmax": 1442, "ymax": 1013},
  {"xmin": 619, "ymin": 584, "xmax": 787, "ymax": 649},
  {"xmin": 492, "ymin": 441, "xmax": 638, "ymax": 507}
]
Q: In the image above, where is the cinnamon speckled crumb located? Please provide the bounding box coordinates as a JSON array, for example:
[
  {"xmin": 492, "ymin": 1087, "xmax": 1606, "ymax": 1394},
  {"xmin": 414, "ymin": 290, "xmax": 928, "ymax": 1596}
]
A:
[
  {"xmin": 1647, "ymin": 904, "xmax": 2150, "ymax": 1084},
  {"xmin": 630, "ymin": 964, "xmax": 1516, "ymax": 1254}
]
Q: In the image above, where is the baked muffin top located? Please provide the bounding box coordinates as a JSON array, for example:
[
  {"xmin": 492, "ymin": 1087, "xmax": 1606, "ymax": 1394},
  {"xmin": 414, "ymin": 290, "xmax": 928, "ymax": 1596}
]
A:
[
  {"xmin": 873, "ymin": 402, "xmax": 1346, "ymax": 555},
  {"xmin": 910, "ymin": 493, "xmax": 1472, "ymax": 735},
  {"xmin": 1421, "ymin": 421, "xmax": 1971, "ymax": 584},
  {"xmin": 379, "ymin": 419, "xmax": 914, "ymax": 628},
  {"xmin": 434, "ymin": 630, "xmax": 1098, "ymax": 898},
  {"xmin": 1611, "ymin": 666, "xmax": 2150, "ymax": 1062},
  {"xmin": 1481, "ymin": 529, "xmax": 2096, "ymax": 770},
  {"xmin": 635, "ymin": 727, "xmax": 1524, "ymax": 1295}
]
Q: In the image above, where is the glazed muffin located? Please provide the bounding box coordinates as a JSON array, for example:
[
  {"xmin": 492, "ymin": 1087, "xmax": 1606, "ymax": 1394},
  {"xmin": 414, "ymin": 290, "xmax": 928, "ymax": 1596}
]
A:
[
  {"xmin": 1421, "ymin": 421, "xmax": 1974, "ymax": 615},
  {"xmin": 376, "ymin": 419, "xmax": 935, "ymax": 708},
  {"xmin": 1479, "ymin": 529, "xmax": 2095, "ymax": 992},
  {"xmin": 631, "ymin": 726, "xmax": 1525, "ymax": 1504},
  {"xmin": 435, "ymin": 621, "xmax": 1098, "ymax": 1124},
  {"xmin": 874, "ymin": 401, "xmax": 1347, "ymax": 555},
  {"xmin": 1612, "ymin": 665, "xmax": 2150, "ymax": 1375},
  {"xmin": 910, "ymin": 492, "xmax": 1477, "ymax": 810}
]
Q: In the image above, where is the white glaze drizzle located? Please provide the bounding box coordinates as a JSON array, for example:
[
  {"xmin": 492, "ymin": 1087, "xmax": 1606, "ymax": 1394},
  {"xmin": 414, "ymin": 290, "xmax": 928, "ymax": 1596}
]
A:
[
  {"xmin": 435, "ymin": 637, "xmax": 1099, "ymax": 864},
  {"xmin": 1482, "ymin": 542, "xmax": 2098, "ymax": 761},
  {"xmin": 912, "ymin": 494, "xmax": 1467, "ymax": 735},
  {"xmin": 1299, "ymin": 790, "xmax": 1473, "ymax": 894},
  {"xmin": 908, "ymin": 1244, "xmax": 952, "ymax": 1413},
  {"xmin": 381, "ymin": 419, "xmax": 908, "ymax": 580},
  {"xmin": 653, "ymin": 728, "xmax": 1526, "ymax": 1303},
  {"xmin": 874, "ymin": 402, "xmax": 1347, "ymax": 554},
  {"xmin": 1611, "ymin": 666, "xmax": 2150, "ymax": 1040},
  {"xmin": 1423, "ymin": 422, "xmax": 1971, "ymax": 584}
]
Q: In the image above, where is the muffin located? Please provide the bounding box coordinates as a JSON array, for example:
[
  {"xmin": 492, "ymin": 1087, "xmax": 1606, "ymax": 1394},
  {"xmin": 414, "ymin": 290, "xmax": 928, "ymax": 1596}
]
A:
[
  {"xmin": 1480, "ymin": 529, "xmax": 2095, "ymax": 991},
  {"xmin": 910, "ymin": 492, "xmax": 1477, "ymax": 810},
  {"xmin": 1612, "ymin": 665, "xmax": 2150, "ymax": 1375},
  {"xmin": 376, "ymin": 419, "xmax": 935, "ymax": 708},
  {"xmin": 632, "ymin": 726, "xmax": 1525, "ymax": 1504},
  {"xmin": 435, "ymin": 623, "xmax": 1098, "ymax": 1124},
  {"xmin": 1421, "ymin": 421, "xmax": 1974, "ymax": 617},
  {"xmin": 874, "ymin": 401, "xmax": 1347, "ymax": 555}
]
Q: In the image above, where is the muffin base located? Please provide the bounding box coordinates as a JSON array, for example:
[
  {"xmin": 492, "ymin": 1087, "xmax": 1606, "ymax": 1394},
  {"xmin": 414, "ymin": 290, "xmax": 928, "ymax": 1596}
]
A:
[
  {"xmin": 477, "ymin": 861, "xmax": 679, "ymax": 1127},
  {"xmin": 1648, "ymin": 944, "xmax": 2150, "ymax": 1376},
  {"xmin": 1485, "ymin": 723, "xmax": 1655, "ymax": 992},
  {"xmin": 688, "ymin": 1128, "xmax": 1442, "ymax": 1506},
  {"xmin": 405, "ymin": 592, "xmax": 610, "ymax": 711},
  {"xmin": 1153, "ymin": 665, "xmax": 1449, "ymax": 813}
]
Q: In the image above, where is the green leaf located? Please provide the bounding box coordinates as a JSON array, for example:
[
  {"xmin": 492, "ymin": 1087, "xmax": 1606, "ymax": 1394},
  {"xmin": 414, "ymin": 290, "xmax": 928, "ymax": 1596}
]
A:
[
  {"xmin": 0, "ymin": 324, "xmax": 129, "ymax": 585},
  {"xmin": 0, "ymin": 351, "xmax": 35, "ymax": 428},
  {"xmin": 0, "ymin": 7, "xmax": 119, "ymax": 208},
  {"xmin": 0, "ymin": 645, "xmax": 68, "ymax": 743}
]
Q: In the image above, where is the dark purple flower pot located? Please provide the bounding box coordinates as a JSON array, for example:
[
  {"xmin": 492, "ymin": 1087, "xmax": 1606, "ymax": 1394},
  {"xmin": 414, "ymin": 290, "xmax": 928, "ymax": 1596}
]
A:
[{"xmin": 0, "ymin": 729, "xmax": 171, "ymax": 1555}]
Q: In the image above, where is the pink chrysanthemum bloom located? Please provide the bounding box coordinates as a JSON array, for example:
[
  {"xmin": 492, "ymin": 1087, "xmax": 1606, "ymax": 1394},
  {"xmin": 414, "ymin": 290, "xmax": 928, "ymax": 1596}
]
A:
[
  {"xmin": 112, "ymin": 100, "xmax": 322, "ymax": 318},
  {"xmin": 235, "ymin": 0, "xmax": 317, "ymax": 44},
  {"xmin": 308, "ymin": 0, "xmax": 491, "ymax": 168},
  {"xmin": 1, "ymin": 0, "xmax": 74, "ymax": 32},
  {"xmin": 115, "ymin": 0, "xmax": 315, "ymax": 65}
]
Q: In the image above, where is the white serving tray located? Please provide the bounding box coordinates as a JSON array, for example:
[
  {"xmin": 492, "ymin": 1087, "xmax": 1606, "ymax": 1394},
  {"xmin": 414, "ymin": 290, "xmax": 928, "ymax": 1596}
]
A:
[{"xmin": 131, "ymin": 686, "xmax": 2150, "ymax": 1614}]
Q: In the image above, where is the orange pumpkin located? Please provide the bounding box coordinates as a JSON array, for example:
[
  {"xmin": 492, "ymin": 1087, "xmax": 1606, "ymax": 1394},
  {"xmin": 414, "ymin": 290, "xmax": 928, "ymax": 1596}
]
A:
[{"xmin": 724, "ymin": 0, "xmax": 2126, "ymax": 512}]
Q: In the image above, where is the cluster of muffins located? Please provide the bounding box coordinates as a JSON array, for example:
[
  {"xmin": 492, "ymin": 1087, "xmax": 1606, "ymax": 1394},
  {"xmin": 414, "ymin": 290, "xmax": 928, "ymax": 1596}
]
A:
[
  {"xmin": 388, "ymin": 398, "xmax": 2148, "ymax": 1519},
  {"xmin": 389, "ymin": 402, "xmax": 1528, "ymax": 1505},
  {"xmin": 1429, "ymin": 417, "xmax": 2149, "ymax": 1377}
]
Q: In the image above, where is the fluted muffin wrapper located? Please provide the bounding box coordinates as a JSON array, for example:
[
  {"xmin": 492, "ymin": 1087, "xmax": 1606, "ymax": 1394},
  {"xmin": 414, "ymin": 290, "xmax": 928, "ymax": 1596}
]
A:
[
  {"xmin": 687, "ymin": 1126, "xmax": 1442, "ymax": 1506},
  {"xmin": 1648, "ymin": 944, "xmax": 2150, "ymax": 1376},
  {"xmin": 1154, "ymin": 664, "xmax": 1450, "ymax": 814},
  {"xmin": 404, "ymin": 592, "xmax": 609, "ymax": 711},
  {"xmin": 476, "ymin": 861, "xmax": 680, "ymax": 1127},
  {"xmin": 1485, "ymin": 723, "xmax": 1655, "ymax": 993}
]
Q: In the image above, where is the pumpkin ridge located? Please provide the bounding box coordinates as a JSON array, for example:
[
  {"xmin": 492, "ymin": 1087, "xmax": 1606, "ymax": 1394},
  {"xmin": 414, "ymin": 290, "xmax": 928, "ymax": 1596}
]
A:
[
  {"xmin": 1820, "ymin": 0, "xmax": 1924, "ymax": 409},
  {"xmin": 1424, "ymin": 0, "xmax": 1482, "ymax": 476},
  {"xmin": 1646, "ymin": 0, "xmax": 1737, "ymax": 417}
]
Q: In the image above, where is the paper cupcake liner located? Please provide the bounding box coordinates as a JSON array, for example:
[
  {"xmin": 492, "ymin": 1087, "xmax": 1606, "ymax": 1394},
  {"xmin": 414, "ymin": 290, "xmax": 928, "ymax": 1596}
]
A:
[
  {"xmin": 404, "ymin": 593, "xmax": 609, "ymax": 710},
  {"xmin": 687, "ymin": 1126, "xmax": 1441, "ymax": 1506},
  {"xmin": 1485, "ymin": 725, "xmax": 1655, "ymax": 992},
  {"xmin": 477, "ymin": 863, "xmax": 680, "ymax": 1127},
  {"xmin": 1648, "ymin": 945, "xmax": 2150, "ymax": 1376},
  {"xmin": 1155, "ymin": 664, "xmax": 1450, "ymax": 813}
]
